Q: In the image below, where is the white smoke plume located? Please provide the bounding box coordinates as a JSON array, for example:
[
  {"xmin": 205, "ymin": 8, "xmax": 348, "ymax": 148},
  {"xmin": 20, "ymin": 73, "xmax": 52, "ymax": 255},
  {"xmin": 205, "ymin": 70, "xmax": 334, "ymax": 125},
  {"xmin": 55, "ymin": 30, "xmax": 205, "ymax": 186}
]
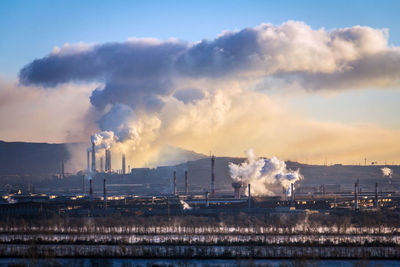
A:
[
  {"xmin": 91, "ymin": 131, "xmax": 114, "ymax": 150},
  {"xmin": 229, "ymin": 149, "xmax": 303, "ymax": 196},
  {"xmin": 180, "ymin": 200, "xmax": 192, "ymax": 210},
  {"xmin": 381, "ymin": 167, "xmax": 393, "ymax": 178},
  {"xmin": 16, "ymin": 21, "xmax": 400, "ymax": 167}
]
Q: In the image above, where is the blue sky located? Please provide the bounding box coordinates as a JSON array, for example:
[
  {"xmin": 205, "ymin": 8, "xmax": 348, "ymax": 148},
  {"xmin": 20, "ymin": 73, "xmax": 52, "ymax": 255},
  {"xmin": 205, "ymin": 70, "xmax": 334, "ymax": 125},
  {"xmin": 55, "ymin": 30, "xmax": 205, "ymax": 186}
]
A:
[{"xmin": 1, "ymin": 0, "xmax": 400, "ymax": 77}]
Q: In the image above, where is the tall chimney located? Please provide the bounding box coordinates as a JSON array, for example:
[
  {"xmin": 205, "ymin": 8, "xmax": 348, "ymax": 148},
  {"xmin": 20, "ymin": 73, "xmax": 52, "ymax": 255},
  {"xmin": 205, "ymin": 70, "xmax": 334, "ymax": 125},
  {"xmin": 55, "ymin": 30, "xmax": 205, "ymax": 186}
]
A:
[
  {"xmin": 205, "ymin": 191, "xmax": 209, "ymax": 207},
  {"xmin": 290, "ymin": 183, "xmax": 294, "ymax": 206},
  {"xmin": 173, "ymin": 171, "xmax": 177, "ymax": 196},
  {"xmin": 91, "ymin": 142, "xmax": 96, "ymax": 172},
  {"xmin": 100, "ymin": 157, "xmax": 104, "ymax": 173},
  {"xmin": 211, "ymin": 155, "xmax": 215, "ymax": 197},
  {"xmin": 105, "ymin": 149, "xmax": 111, "ymax": 172},
  {"xmin": 105, "ymin": 150, "xmax": 108, "ymax": 172},
  {"xmin": 103, "ymin": 178, "xmax": 107, "ymax": 209},
  {"xmin": 354, "ymin": 181, "xmax": 359, "ymax": 210},
  {"xmin": 232, "ymin": 182, "xmax": 242, "ymax": 199},
  {"xmin": 122, "ymin": 154, "xmax": 126, "ymax": 174},
  {"xmin": 83, "ymin": 175, "xmax": 85, "ymax": 194},
  {"xmin": 61, "ymin": 161, "xmax": 65, "ymax": 179},
  {"xmin": 87, "ymin": 150, "xmax": 90, "ymax": 172},
  {"xmin": 248, "ymin": 184, "xmax": 251, "ymax": 209},
  {"xmin": 375, "ymin": 182, "xmax": 379, "ymax": 208},
  {"xmin": 185, "ymin": 170, "xmax": 188, "ymax": 194},
  {"xmin": 89, "ymin": 179, "xmax": 93, "ymax": 202}
]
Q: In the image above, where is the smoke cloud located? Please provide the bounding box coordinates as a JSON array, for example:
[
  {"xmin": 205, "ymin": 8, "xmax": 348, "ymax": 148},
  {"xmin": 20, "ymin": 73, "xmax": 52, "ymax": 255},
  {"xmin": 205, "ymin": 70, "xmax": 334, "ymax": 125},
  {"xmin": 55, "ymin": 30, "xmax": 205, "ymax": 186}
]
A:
[
  {"xmin": 229, "ymin": 149, "xmax": 303, "ymax": 196},
  {"xmin": 381, "ymin": 167, "xmax": 393, "ymax": 178},
  {"xmin": 91, "ymin": 131, "xmax": 114, "ymax": 150},
  {"xmin": 13, "ymin": 21, "xmax": 400, "ymax": 167}
]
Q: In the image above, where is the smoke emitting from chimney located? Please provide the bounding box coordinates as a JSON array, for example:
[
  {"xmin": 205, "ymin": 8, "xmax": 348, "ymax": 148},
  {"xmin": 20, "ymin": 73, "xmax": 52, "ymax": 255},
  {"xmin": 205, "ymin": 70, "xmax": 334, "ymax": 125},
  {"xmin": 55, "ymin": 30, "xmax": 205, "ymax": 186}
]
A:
[{"xmin": 229, "ymin": 149, "xmax": 303, "ymax": 196}]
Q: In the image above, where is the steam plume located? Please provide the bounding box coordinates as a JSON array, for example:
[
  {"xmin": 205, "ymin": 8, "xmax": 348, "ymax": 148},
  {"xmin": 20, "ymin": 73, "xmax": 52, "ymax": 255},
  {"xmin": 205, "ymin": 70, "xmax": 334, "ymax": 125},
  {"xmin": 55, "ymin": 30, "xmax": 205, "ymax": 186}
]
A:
[
  {"xmin": 229, "ymin": 149, "xmax": 303, "ymax": 196},
  {"xmin": 180, "ymin": 200, "xmax": 192, "ymax": 210},
  {"xmin": 91, "ymin": 131, "xmax": 114, "ymax": 150},
  {"xmin": 381, "ymin": 167, "xmax": 393, "ymax": 178},
  {"xmin": 17, "ymin": 22, "xmax": 400, "ymax": 167}
]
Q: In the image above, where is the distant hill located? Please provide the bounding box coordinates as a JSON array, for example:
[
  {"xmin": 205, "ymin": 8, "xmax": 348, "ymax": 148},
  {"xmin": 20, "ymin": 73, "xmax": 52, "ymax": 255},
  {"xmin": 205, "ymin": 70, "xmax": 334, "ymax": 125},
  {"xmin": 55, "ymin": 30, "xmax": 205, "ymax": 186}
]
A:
[
  {"xmin": 0, "ymin": 141, "xmax": 70, "ymax": 175},
  {"xmin": 0, "ymin": 141, "xmax": 207, "ymax": 176},
  {"xmin": 0, "ymin": 140, "xmax": 398, "ymax": 190},
  {"xmin": 154, "ymin": 145, "xmax": 207, "ymax": 166}
]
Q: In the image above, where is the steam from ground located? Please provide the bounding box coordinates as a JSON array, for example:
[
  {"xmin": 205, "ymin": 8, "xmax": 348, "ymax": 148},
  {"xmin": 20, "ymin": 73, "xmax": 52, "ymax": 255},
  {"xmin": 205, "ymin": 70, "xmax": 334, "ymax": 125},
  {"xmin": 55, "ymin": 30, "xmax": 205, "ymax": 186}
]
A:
[
  {"xmin": 381, "ymin": 167, "xmax": 393, "ymax": 178},
  {"xmin": 180, "ymin": 200, "xmax": 192, "ymax": 210},
  {"xmin": 16, "ymin": 21, "xmax": 400, "ymax": 168},
  {"xmin": 229, "ymin": 149, "xmax": 303, "ymax": 196}
]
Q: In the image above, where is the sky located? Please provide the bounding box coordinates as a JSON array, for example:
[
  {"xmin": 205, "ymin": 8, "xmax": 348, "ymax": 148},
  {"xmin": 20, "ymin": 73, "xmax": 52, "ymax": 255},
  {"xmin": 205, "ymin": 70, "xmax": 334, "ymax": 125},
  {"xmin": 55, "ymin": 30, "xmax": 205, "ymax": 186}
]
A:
[{"xmin": 0, "ymin": 0, "xmax": 399, "ymax": 166}]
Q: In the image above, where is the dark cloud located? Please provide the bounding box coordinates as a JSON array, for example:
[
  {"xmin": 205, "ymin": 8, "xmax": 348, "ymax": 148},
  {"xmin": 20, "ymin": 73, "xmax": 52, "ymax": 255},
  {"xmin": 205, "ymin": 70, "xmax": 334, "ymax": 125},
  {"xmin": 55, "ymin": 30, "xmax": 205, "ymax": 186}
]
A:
[
  {"xmin": 174, "ymin": 88, "xmax": 205, "ymax": 104},
  {"xmin": 175, "ymin": 27, "xmax": 261, "ymax": 77},
  {"xmin": 20, "ymin": 22, "xmax": 400, "ymax": 100},
  {"xmin": 20, "ymin": 40, "xmax": 188, "ymax": 111}
]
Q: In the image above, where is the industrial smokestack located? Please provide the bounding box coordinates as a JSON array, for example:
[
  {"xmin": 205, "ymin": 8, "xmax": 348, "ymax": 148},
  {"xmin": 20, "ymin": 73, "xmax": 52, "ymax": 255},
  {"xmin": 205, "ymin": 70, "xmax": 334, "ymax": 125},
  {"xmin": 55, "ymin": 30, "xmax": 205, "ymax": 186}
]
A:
[
  {"xmin": 375, "ymin": 182, "xmax": 379, "ymax": 208},
  {"xmin": 232, "ymin": 182, "xmax": 242, "ymax": 199},
  {"xmin": 100, "ymin": 157, "xmax": 104, "ymax": 173},
  {"xmin": 185, "ymin": 170, "xmax": 188, "ymax": 194},
  {"xmin": 83, "ymin": 175, "xmax": 85, "ymax": 194},
  {"xmin": 355, "ymin": 180, "xmax": 359, "ymax": 210},
  {"xmin": 211, "ymin": 155, "xmax": 215, "ymax": 197},
  {"xmin": 105, "ymin": 149, "xmax": 111, "ymax": 172},
  {"xmin": 61, "ymin": 161, "xmax": 65, "ymax": 179},
  {"xmin": 205, "ymin": 191, "xmax": 209, "ymax": 207},
  {"xmin": 122, "ymin": 154, "xmax": 126, "ymax": 174},
  {"xmin": 89, "ymin": 179, "xmax": 93, "ymax": 202},
  {"xmin": 290, "ymin": 183, "xmax": 294, "ymax": 206},
  {"xmin": 248, "ymin": 184, "xmax": 251, "ymax": 209},
  {"xmin": 103, "ymin": 178, "xmax": 107, "ymax": 209},
  {"xmin": 87, "ymin": 151, "xmax": 90, "ymax": 172},
  {"xmin": 173, "ymin": 171, "xmax": 177, "ymax": 196},
  {"xmin": 91, "ymin": 142, "xmax": 96, "ymax": 172}
]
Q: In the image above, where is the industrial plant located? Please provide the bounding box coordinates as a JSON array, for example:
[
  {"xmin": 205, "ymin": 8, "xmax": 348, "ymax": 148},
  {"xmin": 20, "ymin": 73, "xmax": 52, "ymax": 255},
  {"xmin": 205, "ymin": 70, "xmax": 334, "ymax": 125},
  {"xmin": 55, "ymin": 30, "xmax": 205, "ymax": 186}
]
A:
[
  {"xmin": 1, "ymin": 138, "xmax": 400, "ymax": 260},
  {"xmin": 1, "ymin": 137, "xmax": 399, "ymax": 219}
]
